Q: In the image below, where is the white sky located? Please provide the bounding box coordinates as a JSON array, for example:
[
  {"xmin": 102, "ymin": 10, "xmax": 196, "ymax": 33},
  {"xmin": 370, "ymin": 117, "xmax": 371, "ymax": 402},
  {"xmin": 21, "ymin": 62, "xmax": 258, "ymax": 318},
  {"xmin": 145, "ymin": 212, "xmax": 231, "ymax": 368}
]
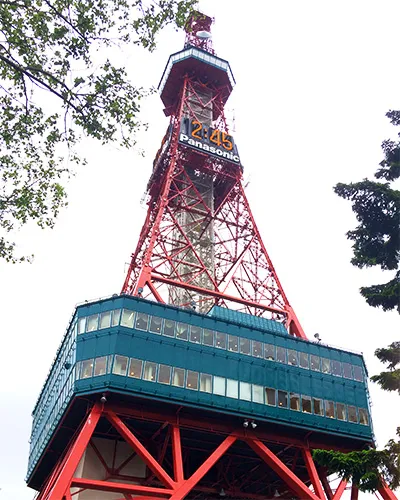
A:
[{"xmin": 0, "ymin": 1, "xmax": 399, "ymax": 498}]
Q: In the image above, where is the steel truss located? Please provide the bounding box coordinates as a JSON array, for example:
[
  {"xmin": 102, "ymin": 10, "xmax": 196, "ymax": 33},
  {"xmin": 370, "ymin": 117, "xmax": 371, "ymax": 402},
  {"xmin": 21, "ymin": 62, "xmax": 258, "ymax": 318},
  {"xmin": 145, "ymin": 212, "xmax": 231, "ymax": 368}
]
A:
[{"xmin": 36, "ymin": 402, "xmax": 396, "ymax": 500}]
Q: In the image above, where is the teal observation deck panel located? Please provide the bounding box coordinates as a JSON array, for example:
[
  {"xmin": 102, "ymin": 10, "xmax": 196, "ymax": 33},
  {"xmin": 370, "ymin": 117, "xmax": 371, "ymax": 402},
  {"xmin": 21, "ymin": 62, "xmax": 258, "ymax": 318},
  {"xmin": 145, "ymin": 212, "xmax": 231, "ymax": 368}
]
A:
[{"xmin": 27, "ymin": 295, "xmax": 374, "ymax": 481}]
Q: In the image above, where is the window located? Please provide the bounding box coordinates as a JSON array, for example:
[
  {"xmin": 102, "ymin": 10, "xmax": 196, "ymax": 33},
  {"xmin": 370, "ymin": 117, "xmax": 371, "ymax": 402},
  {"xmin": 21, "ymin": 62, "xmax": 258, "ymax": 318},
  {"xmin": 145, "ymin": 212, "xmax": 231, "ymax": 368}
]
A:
[
  {"xmin": 277, "ymin": 390, "xmax": 288, "ymax": 408},
  {"xmin": 99, "ymin": 311, "xmax": 111, "ymax": 329},
  {"xmin": 288, "ymin": 350, "xmax": 298, "ymax": 366},
  {"xmin": 331, "ymin": 360, "xmax": 342, "ymax": 377},
  {"xmin": 78, "ymin": 317, "xmax": 86, "ymax": 335},
  {"xmin": 149, "ymin": 316, "xmax": 163, "ymax": 334},
  {"xmin": 143, "ymin": 361, "xmax": 157, "ymax": 381},
  {"xmin": 276, "ymin": 346, "xmax": 286, "ymax": 364},
  {"xmin": 121, "ymin": 309, "xmax": 135, "ymax": 328},
  {"xmin": 81, "ymin": 359, "xmax": 94, "ymax": 379},
  {"xmin": 228, "ymin": 335, "xmax": 239, "ymax": 352},
  {"xmin": 252, "ymin": 385, "xmax": 264, "ymax": 404},
  {"xmin": 342, "ymin": 362, "xmax": 353, "ymax": 379},
  {"xmin": 310, "ymin": 355, "xmax": 320, "ymax": 371},
  {"xmin": 265, "ymin": 388, "xmax": 276, "ymax": 406},
  {"xmin": 290, "ymin": 393, "xmax": 300, "ymax": 411},
  {"xmin": 214, "ymin": 376, "xmax": 226, "ymax": 396},
  {"xmin": 186, "ymin": 371, "xmax": 199, "ymax": 390},
  {"xmin": 111, "ymin": 309, "xmax": 121, "ymax": 327},
  {"xmin": 226, "ymin": 379, "xmax": 238, "ymax": 398},
  {"xmin": 113, "ymin": 355, "xmax": 128, "ymax": 376},
  {"xmin": 348, "ymin": 406, "xmax": 358, "ymax": 423},
  {"xmin": 135, "ymin": 312, "xmax": 149, "ymax": 331},
  {"xmin": 299, "ymin": 352, "xmax": 309, "ymax": 369},
  {"xmin": 172, "ymin": 368, "xmax": 185, "ymax": 388},
  {"xmin": 325, "ymin": 400, "xmax": 335, "ymax": 418},
  {"xmin": 203, "ymin": 329, "xmax": 214, "ymax": 346},
  {"xmin": 252, "ymin": 341, "xmax": 263, "ymax": 358},
  {"xmin": 215, "ymin": 332, "xmax": 226, "ymax": 349},
  {"xmin": 336, "ymin": 403, "xmax": 346, "ymax": 421},
  {"xmin": 240, "ymin": 338, "xmax": 251, "ymax": 355},
  {"xmin": 94, "ymin": 356, "xmax": 107, "ymax": 376},
  {"xmin": 86, "ymin": 314, "xmax": 98, "ymax": 332},
  {"xmin": 302, "ymin": 395, "xmax": 312, "ymax": 413},
  {"xmin": 163, "ymin": 319, "xmax": 176, "ymax": 337},
  {"xmin": 176, "ymin": 323, "xmax": 188, "ymax": 340},
  {"xmin": 200, "ymin": 373, "xmax": 212, "ymax": 393},
  {"xmin": 239, "ymin": 382, "xmax": 251, "ymax": 401},
  {"xmin": 190, "ymin": 326, "xmax": 201, "ymax": 343},
  {"xmin": 359, "ymin": 408, "xmax": 369, "ymax": 425},
  {"xmin": 128, "ymin": 358, "xmax": 143, "ymax": 379},
  {"xmin": 321, "ymin": 358, "xmax": 331, "ymax": 374},
  {"xmin": 264, "ymin": 344, "xmax": 275, "ymax": 361},
  {"xmin": 353, "ymin": 365, "xmax": 363, "ymax": 382},
  {"xmin": 313, "ymin": 398, "xmax": 324, "ymax": 416},
  {"xmin": 158, "ymin": 364, "xmax": 171, "ymax": 384}
]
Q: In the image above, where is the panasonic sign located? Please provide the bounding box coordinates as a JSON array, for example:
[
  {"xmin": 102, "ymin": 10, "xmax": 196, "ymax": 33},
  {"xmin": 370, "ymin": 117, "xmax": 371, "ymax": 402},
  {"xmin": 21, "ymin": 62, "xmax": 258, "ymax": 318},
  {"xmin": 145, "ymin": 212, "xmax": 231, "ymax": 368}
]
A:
[{"xmin": 179, "ymin": 133, "xmax": 241, "ymax": 165}]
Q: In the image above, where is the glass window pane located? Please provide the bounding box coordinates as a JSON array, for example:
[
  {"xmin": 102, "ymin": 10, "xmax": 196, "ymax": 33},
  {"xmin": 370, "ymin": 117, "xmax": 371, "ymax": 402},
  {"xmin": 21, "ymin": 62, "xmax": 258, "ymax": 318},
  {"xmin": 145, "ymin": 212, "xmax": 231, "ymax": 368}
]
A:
[
  {"xmin": 302, "ymin": 395, "xmax": 312, "ymax": 413},
  {"xmin": 107, "ymin": 355, "xmax": 113, "ymax": 373},
  {"xmin": 214, "ymin": 376, "xmax": 226, "ymax": 396},
  {"xmin": 149, "ymin": 316, "xmax": 163, "ymax": 334},
  {"xmin": 86, "ymin": 314, "xmax": 98, "ymax": 332},
  {"xmin": 264, "ymin": 344, "xmax": 275, "ymax": 361},
  {"xmin": 252, "ymin": 385, "xmax": 264, "ymax": 404},
  {"xmin": 325, "ymin": 400, "xmax": 335, "ymax": 418},
  {"xmin": 337, "ymin": 403, "xmax": 346, "ymax": 421},
  {"xmin": 190, "ymin": 326, "xmax": 201, "ymax": 344},
  {"xmin": 176, "ymin": 322, "xmax": 188, "ymax": 340},
  {"xmin": 252, "ymin": 341, "xmax": 263, "ymax": 358},
  {"xmin": 172, "ymin": 367, "xmax": 185, "ymax": 387},
  {"xmin": 290, "ymin": 393, "xmax": 300, "ymax": 411},
  {"xmin": 111, "ymin": 309, "xmax": 121, "ymax": 327},
  {"xmin": 143, "ymin": 361, "xmax": 157, "ymax": 381},
  {"xmin": 113, "ymin": 355, "xmax": 128, "ymax": 376},
  {"xmin": 158, "ymin": 364, "xmax": 171, "ymax": 384},
  {"xmin": 200, "ymin": 373, "xmax": 212, "ymax": 393},
  {"xmin": 359, "ymin": 408, "xmax": 369, "ymax": 425},
  {"xmin": 299, "ymin": 352, "xmax": 309, "ymax": 369},
  {"xmin": 135, "ymin": 312, "xmax": 149, "ymax": 331},
  {"xmin": 128, "ymin": 358, "xmax": 143, "ymax": 378},
  {"xmin": 99, "ymin": 311, "xmax": 111, "ymax": 329},
  {"xmin": 321, "ymin": 358, "xmax": 331, "ymax": 374},
  {"xmin": 94, "ymin": 356, "xmax": 107, "ymax": 376},
  {"xmin": 239, "ymin": 382, "xmax": 251, "ymax": 401},
  {"xmin": 313, "ymin": 398, "xmax": 324, "ymax": 416},
  {"xmin": 277, "ymin": 390, "xmax": 288, "ymax": 408},
  {"xmin": 343, "ymin": 362, "xmax": 353, "ymax": 379},
  {"xmin": 353, "ymin": 365, "xmax": 363, "ymax": 382},
  {"xmin": 226, "ymin": 379, "xmax": 238, "ymax": 398},
  {"xmin": 121, "ymin": 309, "xmax": 135, "ymax": 328},
  {"xmin": 203, "ymin": 329, "xmax": 214, "ymax": 346},
  {"xmin": 186, "ymin": 371, "xmax": 199, "ymax": 390},
  {"xmin": 163, "ymin": 319, "xmax": 176, "ymax": 337},
  {"xmin": 348, "ymin": 405, "xmax": 358, "ymax": 423},
  {"xmin": 331, "ymin": 360, "xmax": 342, "ymax": 377},
  {"xmin": 288, "ymin": 350, "xmax": 298, "ymax": 366},
  {"xmin": 310, "ymin": 355, "xmax": 320, "ymax": 371},
  {"xmin": 240, "ymin": 338, "xmax": 251, "ymax": 355},
  {"xmin": 215, "ymin": 332, "xmax": 226, "ymax": 349},
  {"xmin": 228, "ymin": 335, "xmax": 239, "ymax": 352},
  {"xmin": 276, "ymin": 346, "xmax": 286, "ymax": 364},
  {"xmin": 78, "ymin": 317, "xmax": 86, "ymax": 335},
  {"xmin": 265, "ymin": 388, "xmax": 276, "ymax": 406},
  {"xmin": 81, "ymin": 359, "xmax": 94, "ymax": 379}
]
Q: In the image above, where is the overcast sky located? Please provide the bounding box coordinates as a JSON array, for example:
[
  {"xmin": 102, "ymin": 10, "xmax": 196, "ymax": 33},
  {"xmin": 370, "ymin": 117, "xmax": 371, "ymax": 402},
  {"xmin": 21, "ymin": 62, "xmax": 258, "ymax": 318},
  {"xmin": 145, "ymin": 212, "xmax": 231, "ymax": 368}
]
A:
[{"xmin": 0, "ymin": 1, "xmax": 399, "ymax": 499}]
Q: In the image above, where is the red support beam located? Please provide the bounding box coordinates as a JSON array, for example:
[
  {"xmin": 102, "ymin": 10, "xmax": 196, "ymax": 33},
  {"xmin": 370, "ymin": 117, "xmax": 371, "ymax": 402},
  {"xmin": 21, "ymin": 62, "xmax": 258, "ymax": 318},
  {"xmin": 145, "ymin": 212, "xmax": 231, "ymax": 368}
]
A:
[
  {"xmin": 332, "ymin": 479, "xmax": 347, "ymax": 500},
  {"xmin": 302, "ymin": 448, "xmax": 326, "ymax": 499},
  {"xmin": 71, "ymin": 478, "xmax": 173, "ymax": 496},
  {"xmin": 171, "ymin": 425, "xmax": 184, "ymax": 484},
  {"xmin": 351, "ymin": 484, "xmax": 359, "ymax": 500},
  {"xmin": 378, "ymin": 482, "xmax": 398, "ymax": 500},
  {"xmin": 320, "ymin": 469, "xmax": 333, "ymax": 500}
]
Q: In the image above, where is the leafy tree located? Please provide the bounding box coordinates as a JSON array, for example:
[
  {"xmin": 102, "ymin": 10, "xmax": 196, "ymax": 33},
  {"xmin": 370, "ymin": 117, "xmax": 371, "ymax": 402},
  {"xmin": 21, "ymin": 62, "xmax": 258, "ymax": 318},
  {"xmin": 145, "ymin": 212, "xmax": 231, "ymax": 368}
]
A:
[{"xmin": 0, "ymin": 0, "xmax": 196, "ymax": 262}]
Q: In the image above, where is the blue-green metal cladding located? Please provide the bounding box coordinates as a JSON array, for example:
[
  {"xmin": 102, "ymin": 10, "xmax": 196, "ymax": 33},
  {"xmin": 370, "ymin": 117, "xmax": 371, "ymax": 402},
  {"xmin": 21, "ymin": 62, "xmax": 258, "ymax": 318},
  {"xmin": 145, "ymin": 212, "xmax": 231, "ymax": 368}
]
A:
[{"xmin": 27, "ymin": 295, "xmax": 373, "ymax": 480}]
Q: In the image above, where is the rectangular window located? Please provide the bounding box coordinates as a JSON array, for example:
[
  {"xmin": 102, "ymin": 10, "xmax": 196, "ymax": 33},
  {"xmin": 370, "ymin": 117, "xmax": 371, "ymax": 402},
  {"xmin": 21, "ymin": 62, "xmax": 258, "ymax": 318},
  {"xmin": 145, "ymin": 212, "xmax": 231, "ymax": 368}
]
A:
[
  {"xmin": 86, "ymin": 314, "xmax": 98, "ymax": 332},
  {"xmin": 190, "ymin": 326, "xmax": 201, "ymax": 344},
  {"xmin": 78, "ymin": 317, "xmax": 86, "ymax": 335},
  {"xmin": 203, "ymin": 329, "xmax": 214, "ymax": 346},
  {"xmin": 325, "ymin": 400, "xmax": 335, "ymax": 418},
  {"xmin": 331, "ymin": 360, "xmax": 342, "ymax": 377},
  {"xmin": 200, "ymin": 373, "xmax": 212, "ymax": 393},
  {"xmin": 348, "ymin": 405, "xmax": 358, "ymax": 423},
  {"xmin": 213, "ymin": 376, "xmax": 226, "ymax": 396},
  {"xmin": 265, "ymin": 388, "xmax": 276, "ymax": 406},
  {"xmin": 264, "ymin": 344, "xmax": 275, "ymax": 361},
  {"xmin": 176, "ymin": 323, "xmax": 188, "ymax": 340},
  {"xmin": 302, "ymin": 395, "xmax": 312, "ymax": 413},
  {"xmin": 299, "ymin": 352, "xmax": 309, "ymax": 369},
  {"xmin": 342, "ymin": 362, "xmax": 353, "ymax": 379},
  {"xmin": 277, "ymin": 390, "xmax": 288, "ymax": 408},
  {"xmin": 336, "ymin": 403, "xmax": 346, "ymax": 421},
  {"xmin": 99, "ymin": 311, "xmax": 111, "ymax": 329},
  {"xmin": 310, "ymin": 355, "xmax": 320, "ymax": 371},
  {"xmin": 186, "ymin": 371, "xmax": 199, "ymax": 390},
  {"xmin": 135, "ymin": 312, "xmax": 149, "ymax": 331},
  {"xmin": 143, "ymin": 361, "xmax": 157, "ymax": 381},
  {"xmin": 226, "ymin": 379, "xmax": 238, "ymax": 398},
  {"xmin": 111, "ymin": 309, "xmax": 121, "ymax": 327},
  {"xmin": 113, "ymin": 355, "xmax": 128, "ymax": 376},
  {"xmin": 172, "ymin": 368, "xmax": 185, "ymax": 387},
  {"xmin": 353, "ymin": 365, "xmax": 363, "ymax": 382},
  {"xmin": 321, "ymin": 358, "xmax": 331, "ymax": 374},
  {"xmin": 287, "ymin": 349, "xmax": 298, "ymax": 366},
  {"xmin": 239, "ymin": 382, "xmax": 251, "ymax": 401},
  {"xmin": 94, "ymin": 356, "xmax": 107, "ymax": 376},
  {"xmin": 228, "ymin": 335, "xmax": 239, "ymax": 352},
  {"xmin": 276, "ymin": 346, "xmax": 286, "ymax": 364},
  {"xmin": 158, "ymin": 364, "xmax": 171, "ymax": 384},
  {"xmin": 81, "ymin": 359, "xmax": 94, "ymax": 379},
  {"xmin": 121, "ymin": 309, "xmax": 135, "ymax": 328},
  {"xmin": 163, "ymin": 319, "xmax": 176, "ymax": 337},
  {"xmin": 252, "ymin": 341, "xmax": 263, "ymax": 358},
  {"xmin": 290, "ymin": 393, "xmax": 300, "ymax": 411},
  {"xmin": 215, "ymin": 332, "xmax": 226, "ymax": 349},
  {"xmin": 240, "ymin": 338, "xmax": 251, "ymax": 355},
  {"xmin": 252, "ymin": 385, "xmax": 264, "ymax": 404},
  {"xmin": 359, "ymin": 408, "xmax": 369, "ymax": 426},
  {"xmin": 149, "ymin": 316, "xmax": 163, "ymax": 334},
  {"xmin": 128, "ymin": 358, "xmax": 143, "ymax": 379}
]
